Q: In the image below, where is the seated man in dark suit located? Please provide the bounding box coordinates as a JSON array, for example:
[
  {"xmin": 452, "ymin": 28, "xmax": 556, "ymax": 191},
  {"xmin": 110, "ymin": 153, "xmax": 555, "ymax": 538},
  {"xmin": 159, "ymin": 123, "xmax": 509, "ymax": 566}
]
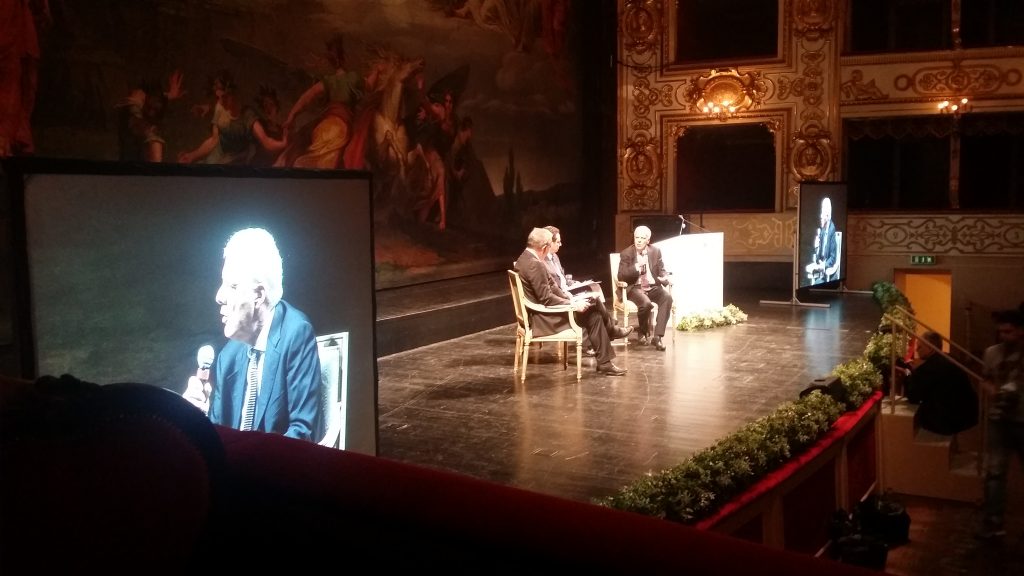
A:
[
  {"xmin": 515, "ymin": 227, "xmax": 628, "ymax": 376},
  {"xmin": 543, "ymin": 225, "xmax": 630, "ymax": 356},
  {"xmin": 617, "ymin": 225, "xmax": 673, "ymax": 351},
  {"xmin": 905, "ymin": 331, "xmax": 979, "ymax": 435}
]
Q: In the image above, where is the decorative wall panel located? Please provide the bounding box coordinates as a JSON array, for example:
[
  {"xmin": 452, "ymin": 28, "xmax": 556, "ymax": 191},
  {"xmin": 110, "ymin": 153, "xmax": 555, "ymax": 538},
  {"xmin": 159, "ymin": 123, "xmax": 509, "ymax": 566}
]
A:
[{"xmin": 848, "ymin": 215, "xmax": 1024, "ymax": 255}]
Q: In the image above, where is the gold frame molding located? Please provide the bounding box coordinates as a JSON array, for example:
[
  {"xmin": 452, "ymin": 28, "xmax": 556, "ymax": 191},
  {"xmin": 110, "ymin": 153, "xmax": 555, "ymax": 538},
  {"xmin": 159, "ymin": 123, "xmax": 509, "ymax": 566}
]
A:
[{"xmin": 684, "ymin": 68, "xmax": 771, "ymax": 120}]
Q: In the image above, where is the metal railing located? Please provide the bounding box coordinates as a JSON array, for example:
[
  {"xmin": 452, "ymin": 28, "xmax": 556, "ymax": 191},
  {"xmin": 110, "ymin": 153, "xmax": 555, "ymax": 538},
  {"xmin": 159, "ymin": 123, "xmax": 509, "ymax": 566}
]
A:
[{"xmin": 883, "ymin": 305, "xmax": 988, "ymax": 475}]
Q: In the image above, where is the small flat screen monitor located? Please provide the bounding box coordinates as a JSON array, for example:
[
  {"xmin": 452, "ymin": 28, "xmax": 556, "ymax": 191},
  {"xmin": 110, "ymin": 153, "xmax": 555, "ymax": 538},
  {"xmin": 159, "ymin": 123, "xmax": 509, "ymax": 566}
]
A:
[
  {"xmin": 798, "ymin": 182, "xmax": 848, "ymax": 289},
  {"xmin": 4, "ymin": 159, "xmax": 379, "ymax": 455}
]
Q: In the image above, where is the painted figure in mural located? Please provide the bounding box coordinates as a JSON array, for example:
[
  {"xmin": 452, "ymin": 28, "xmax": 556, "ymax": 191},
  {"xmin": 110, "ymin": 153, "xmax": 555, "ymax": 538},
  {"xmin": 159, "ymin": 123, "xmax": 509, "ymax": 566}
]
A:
[
  {"xmin": 178, "ymin": 70, "xmax": 258, "ymax": 165},
  {"xmin": 356, "ymin": 47, "xmax": 425, "ymax": 206},
  {"xmin": 447, "ymin": 115, "xmax": 474, "ymax": 221},
  {"xmin": 275, "ymin": 33, "xmax": 380, "ymax": 169},
  {"xmin": 452, "ymin": 0, "xmax": 541, "ymax": 52},
  {"xmin": 0, "ymin": 0, "xmax": 47, "ymax": 157},
  {"xmin": 405, "ymin": 63, "xmax": 469, "ymax": 230},
  {"xmin": 249, "ymin": 85, "xmax": 288, "ymax": 167},
  {"xmin": 407, "ymin": 89, "xmax": 453, "ymax": 230},
  {"xmin": 115, "ymin": 71, "xmax": 185, "ymax": 162}
]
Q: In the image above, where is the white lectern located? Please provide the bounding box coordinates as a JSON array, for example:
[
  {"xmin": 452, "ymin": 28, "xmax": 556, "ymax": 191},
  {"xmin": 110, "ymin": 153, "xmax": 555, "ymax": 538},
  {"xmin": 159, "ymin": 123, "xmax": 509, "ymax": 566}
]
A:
[{"xmin": 654, "ymin": 232, "xmax": 724, "ymax": 316}]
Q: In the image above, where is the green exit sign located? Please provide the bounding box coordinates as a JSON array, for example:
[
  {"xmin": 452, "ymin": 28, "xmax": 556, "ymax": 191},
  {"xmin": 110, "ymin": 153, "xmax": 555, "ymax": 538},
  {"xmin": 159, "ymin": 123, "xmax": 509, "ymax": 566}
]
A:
[{"xmin": 911, "ymin": 255, "xmax": 936, "ymax": 265}]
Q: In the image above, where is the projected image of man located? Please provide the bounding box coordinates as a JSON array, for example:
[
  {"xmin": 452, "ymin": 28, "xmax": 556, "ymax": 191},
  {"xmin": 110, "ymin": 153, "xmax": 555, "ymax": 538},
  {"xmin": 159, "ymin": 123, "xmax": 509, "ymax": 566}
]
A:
[
  {"xmin": 805, "ymin": 197, "xmax": 839, "ymax": 284},
  {"xmin": 203, "ymin": 227, "xmax": 324, "ymax": 441}
]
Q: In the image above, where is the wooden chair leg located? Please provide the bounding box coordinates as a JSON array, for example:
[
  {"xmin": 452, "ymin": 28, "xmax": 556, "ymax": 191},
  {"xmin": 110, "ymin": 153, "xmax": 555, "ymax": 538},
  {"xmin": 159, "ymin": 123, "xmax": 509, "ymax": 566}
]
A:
[
  {"xmin": 521, "ymin": 340, "xmax": 530, "ymax": 383},
  {"xmin": 575, "ymin": 341, "xmax": 581, "ymax": 381},
  {"xmin": 513, "ymin": 333, "xmax": 522, "ymax": 375}
]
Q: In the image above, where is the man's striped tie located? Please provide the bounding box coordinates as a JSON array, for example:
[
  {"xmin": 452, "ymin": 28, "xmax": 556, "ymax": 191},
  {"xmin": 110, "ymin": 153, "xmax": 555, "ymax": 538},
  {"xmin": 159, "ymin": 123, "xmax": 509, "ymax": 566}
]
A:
[{"xmin": 240, "ymin": 348, "xmax": 260, "ymax": 431}]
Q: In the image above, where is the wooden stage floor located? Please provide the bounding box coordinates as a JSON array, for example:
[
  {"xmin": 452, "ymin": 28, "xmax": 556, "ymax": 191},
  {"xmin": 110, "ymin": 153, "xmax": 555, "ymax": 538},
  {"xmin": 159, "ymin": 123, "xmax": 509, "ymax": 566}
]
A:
[
  {"xmin": 376, "ymin": 286, "xmax": 1024, "ymax": 574},
  {"xmin": 376, "ymin": 288, "xmax": 881, "ymax": 503}
]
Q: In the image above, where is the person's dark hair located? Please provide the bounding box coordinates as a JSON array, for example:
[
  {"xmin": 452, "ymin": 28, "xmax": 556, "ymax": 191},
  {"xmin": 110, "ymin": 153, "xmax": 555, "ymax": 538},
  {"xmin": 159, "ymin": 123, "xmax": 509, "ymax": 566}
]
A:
[
  {"xmin": 992, "ymin": 308, "xmax": 1024, "ymax": 327},
  {"xmin": 921, "ymin": 331, "xmax": 943, "ymax": 349},
  {"xmin": 254, "ymin": 85, "xmax": 279, "ymax": 113},
  {"xmin": 207, "ymin": 69, "xmax": 236, "ymax": 97},
  {"xmin": 325, "ymin": 33, "xmax": 346, "ymax": 68},
  {"xmin": 139, "ymin": 79, "xmax": 169, "ymax": 121}
]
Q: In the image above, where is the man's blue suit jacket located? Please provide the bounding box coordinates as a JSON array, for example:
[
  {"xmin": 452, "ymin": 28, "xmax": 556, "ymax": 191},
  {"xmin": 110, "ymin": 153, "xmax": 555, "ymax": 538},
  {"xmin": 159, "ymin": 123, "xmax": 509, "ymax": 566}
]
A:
[{"xmin": 208, "ymin": 300, "xmax": 324, "ymax": 441}]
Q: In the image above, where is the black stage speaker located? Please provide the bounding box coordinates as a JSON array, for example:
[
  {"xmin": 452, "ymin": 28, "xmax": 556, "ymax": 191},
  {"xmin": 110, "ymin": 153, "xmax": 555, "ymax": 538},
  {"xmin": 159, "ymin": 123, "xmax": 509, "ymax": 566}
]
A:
[{"xmin": 799, "ymin": 375, "xmax": 846, "ymax": 405}]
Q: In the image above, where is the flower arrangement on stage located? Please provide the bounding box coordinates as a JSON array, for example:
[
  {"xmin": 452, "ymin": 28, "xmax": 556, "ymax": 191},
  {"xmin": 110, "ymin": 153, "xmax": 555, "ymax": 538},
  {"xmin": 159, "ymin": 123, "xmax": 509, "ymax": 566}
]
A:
[
  {"xmin": 598, "ymin": 286, "xmax": 900, "ymax": 525},
  {"xmin": 675, "ymin": 304, "xmax": 748, "ymax": 331}
]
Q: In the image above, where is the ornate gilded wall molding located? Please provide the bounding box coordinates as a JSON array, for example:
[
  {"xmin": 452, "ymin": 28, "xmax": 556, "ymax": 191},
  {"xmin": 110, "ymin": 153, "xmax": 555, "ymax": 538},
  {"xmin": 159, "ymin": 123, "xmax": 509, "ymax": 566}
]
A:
[
  {"xmin": 842, "ymin": 47, "xmax": 1024, "ymax": 66},
  {"xmin": 791, "ymin": 126, "xmax": 833, "ymax": 181},
  {"xmin": 622, "ymin": 0, "xmax": 660, "ymax": 55},
  {"xmin": 847, "ymin": 215, "xmax": 1024, "ymax": 255},
  {"xmin": 894, "ymin": 63, "xmax": 1020, "ymax": 96},
  {"xmin": 780, "ymin": 25, "xmax": 835, "ymax": 196},
  {"xmin": 621, "ymin": 1, "xmax": 665, "ymax": 210},
  {"xmin": 727, "ymin": 214, "xmax": 796, "ymax": 254},
  {"xmin": 840, "ymin": 69, "xmax": 889, "ymax": 102},
  {"xmin": 632, "ymin": 77, "xmax": 674, "ymax": 119},
  {"xmin": 623, "ymin": 134, "xmax": 661, "ymax": 211},
  {"xmin": 682, "ymin": 68, "xmax": 771, "ymax": 120},
  {"xmin": 792, "ymin": 0, "xmax": 834, "ymax": 41},
  {"xmin": 616, "ymin": 0, "xmax": 842, "ymax": 233}
]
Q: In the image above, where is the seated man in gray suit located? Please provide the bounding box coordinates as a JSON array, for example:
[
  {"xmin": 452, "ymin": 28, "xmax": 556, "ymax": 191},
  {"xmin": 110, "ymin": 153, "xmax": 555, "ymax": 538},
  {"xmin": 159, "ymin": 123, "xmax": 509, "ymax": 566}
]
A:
[
  {"xmin": 515, "ymin": 227, "xmax": 627, "ymax": 376},
  {"xmin": 543, "ymin": 225, "xmax": 630, "ymax": 356}
]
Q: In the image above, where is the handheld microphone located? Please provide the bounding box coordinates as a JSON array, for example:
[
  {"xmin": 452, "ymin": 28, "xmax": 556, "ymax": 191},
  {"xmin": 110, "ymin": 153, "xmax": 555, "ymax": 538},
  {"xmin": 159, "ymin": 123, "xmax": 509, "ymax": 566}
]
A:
[
  {"xmin": 197, "ymin": 344, "xmax": 215, "ymax": 370},
  {"xmin": 197, "ymin": 344, "xmax": 215, "ymax": 384}
]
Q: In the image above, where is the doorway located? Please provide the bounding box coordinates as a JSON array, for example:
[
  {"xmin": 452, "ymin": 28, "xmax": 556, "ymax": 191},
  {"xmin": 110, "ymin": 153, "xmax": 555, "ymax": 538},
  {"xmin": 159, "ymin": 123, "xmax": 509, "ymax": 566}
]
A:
[{"xmin": 894, "ymin": 270, "xmax": 952, "ymax": 350}]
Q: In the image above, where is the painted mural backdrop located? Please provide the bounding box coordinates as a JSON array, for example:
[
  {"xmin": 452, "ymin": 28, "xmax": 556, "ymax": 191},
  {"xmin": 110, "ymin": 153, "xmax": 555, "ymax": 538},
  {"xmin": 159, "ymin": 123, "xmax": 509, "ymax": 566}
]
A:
[{"xmin": 1, "ymin": 0, "xmax": 583, "ymax": 287}]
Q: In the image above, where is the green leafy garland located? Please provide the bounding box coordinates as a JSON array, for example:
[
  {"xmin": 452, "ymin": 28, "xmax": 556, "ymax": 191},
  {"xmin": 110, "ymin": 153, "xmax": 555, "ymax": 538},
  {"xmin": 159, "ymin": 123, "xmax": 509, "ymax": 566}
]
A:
[
  {"xmin": 597, "ymin": 285, "xmax": 898, "ymax": 524},
  {"xmin": 676, "ymin": 304, "xmax": 748, "ymax": 331}
]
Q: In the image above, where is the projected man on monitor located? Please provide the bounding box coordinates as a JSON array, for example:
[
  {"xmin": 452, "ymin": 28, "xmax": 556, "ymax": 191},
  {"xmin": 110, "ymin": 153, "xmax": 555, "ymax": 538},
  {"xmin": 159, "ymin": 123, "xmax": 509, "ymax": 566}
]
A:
[
  {"xmin": 186, "ymin": 227, "xmax": 324, "ymax": 441},
  {"xmin": 804, "ymin": 196, "xmax": 839, "ymax": 284}
]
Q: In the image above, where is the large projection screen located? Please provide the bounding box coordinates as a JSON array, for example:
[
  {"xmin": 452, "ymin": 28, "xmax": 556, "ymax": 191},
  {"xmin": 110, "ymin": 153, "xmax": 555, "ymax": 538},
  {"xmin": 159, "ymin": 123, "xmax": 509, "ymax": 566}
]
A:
[
  {"xmin": 8, "ymin": 160, "xmax": 378, "ymax": 455},
  {"xmin": 798, "ymin": 182, "xmax": 848, "ymax": 289}
]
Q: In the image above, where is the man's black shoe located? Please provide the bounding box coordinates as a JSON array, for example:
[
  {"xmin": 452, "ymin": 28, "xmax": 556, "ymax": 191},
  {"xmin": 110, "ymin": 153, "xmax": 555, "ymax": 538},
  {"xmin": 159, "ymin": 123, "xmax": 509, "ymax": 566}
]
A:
[
  {"xmin": 652, "ymin": 336, "xmax": 666, "ymax": 351},
  {"xmin": 612, "ymin": 326, "xmax": 634, "ymax": 340},
  {"xmin": 596, "ymin": 362, "xmax": 627, "ymax": 376},
  {"xmin": 638, "ymin": 333, "xmax": 650, "ymax": 346}
]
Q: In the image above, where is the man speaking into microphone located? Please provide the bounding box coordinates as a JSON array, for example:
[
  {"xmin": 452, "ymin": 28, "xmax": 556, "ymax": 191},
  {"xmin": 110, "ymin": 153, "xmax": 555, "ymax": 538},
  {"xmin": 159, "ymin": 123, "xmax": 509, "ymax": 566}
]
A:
[
  {"xmin": 184, "ymin": 227, "xmax": 324, "ymax": 442},
  {"xmin": 617, "ymin": 225, "xmax": 673, "ymax": 351}
]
